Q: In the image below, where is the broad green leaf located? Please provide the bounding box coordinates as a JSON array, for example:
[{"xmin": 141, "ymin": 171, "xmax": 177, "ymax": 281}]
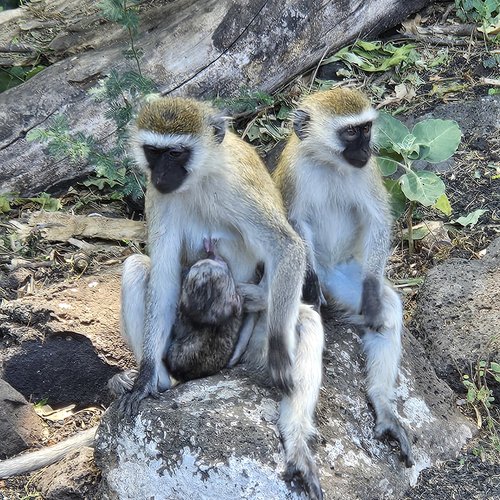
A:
[
  {"xmin": 376, "ymin": 45, "xmax": 416, "ymax": 72},
  {"xmin": 374, "ymin": 112, "xmax": 410, "ymax": 150},
  {"xmin": 401, "ymin": 134, "xmax": 421, "ymax": 159},
  {"xmin": 490, "ymin": 362, "xmax": 500, "ymax": 374},
  {"xmin": 412, "ymin": 119, "xmax": 462, "ymax": 163},
  {"xmin": 454, "ymin": 209, "xmax": 488, "ymax": 227},
  {"xmin": 383, "ymin": 179, "xmax": 407, "ymax": 219},
  {"xmin": 28, "ymin": 193, "xmax": 62, "ymax": 212},
  {"xmin": 355, "ymin": 40, "xmax": 380, "ymax": 51},
  {"xmin": 433, "ymin": 193, "xmax": 452, "ymax": 216},
  {"xmin": 399, "ymin": 170, "xmax": 445, "ymax": 206},
  {"xmin": 377, "ymin": 156, "xmax": 399, "ymax": 176}
]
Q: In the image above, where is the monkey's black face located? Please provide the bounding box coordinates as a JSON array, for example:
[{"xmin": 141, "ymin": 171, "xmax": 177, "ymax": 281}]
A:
[
  {"xmin": 339, "ymin": 122, "xmax": 372, "ymax": 168},
  {"xmin": 143, "ymin": 144, "xmax": 192, "ymax": 193}
]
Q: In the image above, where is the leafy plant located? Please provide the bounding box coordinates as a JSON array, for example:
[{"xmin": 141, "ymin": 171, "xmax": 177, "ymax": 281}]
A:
[
  {"xmin": 462, "ymin": 360, "xmax": 500, "ymax": 459},
  {"xmin": 375, "ymin": 112, "xmax": 461, "ymax": 253},
  {"xmin": 26, "ymin": 0, "xmax": 155, "ymax": 202},
  {"xmin": 0, "ymin": 65, "xmax": 46, "ymax": 93},
  {"xmin": 98, "ymin": 0, "xmax": 145, "ymax": 74},
  {"xmin": 27, "ymin": 71, "xmax": 155, "ymax": 201},
  {"xmin": 322, "ymin": 40, "xmax": 419, "ymax": 75},
  {"xmin": 455, "ymin": 0, "xmax": 500, "ymax": 38}
]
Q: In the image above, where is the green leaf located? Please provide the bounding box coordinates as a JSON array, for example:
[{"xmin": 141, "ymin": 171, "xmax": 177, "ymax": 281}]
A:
[
  {"xmin": 354, "ymin": 40, "xmax": 381, "ymax": 51},
  {"xmin": 399, "ymin": 170, "xmax": 445, "ymax": 206},
  {"xmin": 377, "ymin": 156, "xmax": 399, "ymax": 176},
  {"xmin": 454, "ymin": 209, "xmax": 488, "ymax": 227},
  {"xmin": 433, "ymin": 193, "xmax": 452, "ymax": 216},
  {"xmin": 412, "ymin": 119, "xmax": 462, "ymax": 163},
  {"xmin": 490, "ymin": 362, "xmax": 500, "ymax": 373},
  {"xmin": 374, "ymin": 112, "xmax": 410, "ymax": 150},
  {"xmin": 466, "ymin": 386, "xmax": 477, "ymax": 403},
  {"xmin": 27, "ymin": 193, "xmax": 62, "ymax": 212},
  {"xmin": 383, "ymin": 179, "xmax": 407, "ymax": 219},
  {"xmin": 0, "ymin": 195, "xmax": 11, "ymax": 213}
]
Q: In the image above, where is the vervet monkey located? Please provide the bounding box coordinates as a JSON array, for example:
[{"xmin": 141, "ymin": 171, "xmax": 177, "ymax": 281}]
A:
[
  {"xmin": 273, "ymin": 88, "xmax": 414, "ymax": 467},
  {"xmin": 118, "ymin": 97, "xmax": 325, "ymax": 498}
]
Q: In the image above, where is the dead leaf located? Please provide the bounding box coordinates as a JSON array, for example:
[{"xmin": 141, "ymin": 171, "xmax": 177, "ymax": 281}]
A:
[{"xmin": 35, "ymin": 403, "xmax": 76, "ymax": 421}]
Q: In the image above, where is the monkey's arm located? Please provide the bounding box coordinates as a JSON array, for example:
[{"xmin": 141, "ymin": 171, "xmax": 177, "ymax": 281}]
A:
[
  {"xmin": 119, "ymin": 229, "xmax": 182, "ymax": 415},
  {"xmin": 237, "ymin": 282, "xmax": 267, "ymax": 312},
  {"xmin": 360, "ymin": 204, "xmax": 391, "ymax": 330},
  {"xmin": 289, "ymin": 217, "xmax": 325, "ymax": 311},
  {"xmin": 246, "ymin": 213, "xmax": 306, "ymax": 395}
]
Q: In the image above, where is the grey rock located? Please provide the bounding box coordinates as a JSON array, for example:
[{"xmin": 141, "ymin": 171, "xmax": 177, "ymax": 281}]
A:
[
  {"xmin": 95, "ymin": 312, "xmax": 475, "ymax": 499},
  {"xmin": 0, "ymin": 379, "xmax": 44, "ymax": 459},
  {"xmin": 34, "ymin": 446, "xmax": 100, "ymax": 500},
  {"xmin": 414, "ymin": 237, "xmax": 500, "ymax": 393}
]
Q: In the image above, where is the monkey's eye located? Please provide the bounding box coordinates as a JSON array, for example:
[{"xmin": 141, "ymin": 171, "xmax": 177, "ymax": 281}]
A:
[
  {"xmin": 346, "ymin": 127, "xmax": 357, "ymax": 137},
  {"xmin": 168, "ymin": 148, "xmax": 183, "ymax": 158},
  {"xmin": 362, "ymin": 123, "xmax": 372, "ymax": 135},
  {"xmin": 143, "ymin": 145, "xmax": 164, "ymax": 156}
]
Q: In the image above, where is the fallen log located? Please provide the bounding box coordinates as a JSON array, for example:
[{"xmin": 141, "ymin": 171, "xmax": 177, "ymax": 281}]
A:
[{"xmin": 0, "ymin": 0, "xmax": 432, "ymax": 196}]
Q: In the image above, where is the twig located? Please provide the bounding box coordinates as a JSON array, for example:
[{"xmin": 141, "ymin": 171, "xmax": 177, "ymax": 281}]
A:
[
  {"xmin": 480, "ymin": 78, "xmax": 500, "ymax": 87},
  {"xmin": 309, "ymin": 46, "xmax": 330, "ymax": 92},
  {"xmin": 0, "ymin": 45, "xmax": 36, "ymax": 54},
  {"xmin": 385, "ymin": 33, "xmax": 468, "ymax": 46}
]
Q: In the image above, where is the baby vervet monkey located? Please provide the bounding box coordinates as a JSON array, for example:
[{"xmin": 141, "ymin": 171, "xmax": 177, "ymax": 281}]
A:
[
  {"xmin": 273, "ymin": 87, "xmax": 414, "ymax": 467},
  {"xmin": 166, "ymin": 238, "xmax": 263, "ymax": 382}
]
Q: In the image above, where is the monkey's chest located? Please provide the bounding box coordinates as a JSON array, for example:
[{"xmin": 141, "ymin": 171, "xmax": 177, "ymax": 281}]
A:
[
  {"xmin": 311, "ymin": 206, "xmax": 362, "ymax": 266},
  {"xmin": 182, "ymin": 221, "xmax": 258, "ymax": 282}
]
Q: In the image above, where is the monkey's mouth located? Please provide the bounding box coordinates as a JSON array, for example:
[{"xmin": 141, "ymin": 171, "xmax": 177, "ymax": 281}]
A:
[{"xmin": 152, "ymin": 165, "xmax": 189, "ymax": 194}]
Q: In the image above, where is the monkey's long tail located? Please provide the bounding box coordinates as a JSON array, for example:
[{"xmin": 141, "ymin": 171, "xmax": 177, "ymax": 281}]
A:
[{"xmin": 0, "ymin": 426, "xmax": 96, "ymax": 478}]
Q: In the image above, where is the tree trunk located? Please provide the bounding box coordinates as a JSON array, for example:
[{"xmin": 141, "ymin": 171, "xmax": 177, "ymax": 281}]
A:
[{"xmin": 0, "ymin": 0, "xmax": 431, "ymax": 196}]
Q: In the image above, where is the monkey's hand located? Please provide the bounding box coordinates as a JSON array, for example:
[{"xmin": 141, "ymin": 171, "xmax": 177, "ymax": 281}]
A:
[
  {"xmin": 117, "ymin": 362, "xmax": 161, "ymax": 417},
  {"xmin": 268, "ymin": 336, "xmax": 295, "ymax": 395},
  {"xmin": 361, "ymin": 274, "xmax": 385, "ymax": 331},
  {"xmin": 302, "ymin": 267, "xmax": 325, "ymax": 312}
]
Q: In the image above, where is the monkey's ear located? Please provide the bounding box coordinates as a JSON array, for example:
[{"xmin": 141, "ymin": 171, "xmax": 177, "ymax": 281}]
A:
[
  {"xmin": 209, "ymin": 114, "xmax": 229, "ymax": 144},
  {"xmin": 292, "ymin": 109, "xmax": 310, "ymax": 140}
]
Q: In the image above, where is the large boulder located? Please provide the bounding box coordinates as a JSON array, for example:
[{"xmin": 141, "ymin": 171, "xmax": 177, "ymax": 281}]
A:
[
  {"xmin": 95, "ymin": 310, "xmax": 475, "ymax": 499},
  {"xmin": 413, "ymin": 238, "xmax": 500, "ymax": 393}
]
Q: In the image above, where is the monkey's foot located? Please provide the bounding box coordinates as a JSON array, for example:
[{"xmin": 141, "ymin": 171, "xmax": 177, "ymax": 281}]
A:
[
  {"xmin": 285, "ymin": 461, "xmax": 323, "ymax": 500},
  {"xmin": 268, "ymin": 342, "xmax": 295, "ymax": 395},
  {"xmin": 375, "ymin": 416, "xmax": 414, "ymax": 467},
  {"xmin": 108, "ymin": 369, "xmax": 138, "ymax": 397},
  {"xmin": 302, "ymin": 268, "xmax": 325, "ymax": 312},
  {"xmin": 117, "ymin": 365, "xmax": 165, "ymax": 417}
]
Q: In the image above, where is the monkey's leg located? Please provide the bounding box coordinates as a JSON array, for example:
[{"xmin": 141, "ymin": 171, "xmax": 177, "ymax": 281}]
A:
[
  {"xmin": 279, "ymin": 304, "xmax": 324, "ymax": 500},
  {"xmin": 119, "ymin": 254, "xmax": 171, "ymax": 393},
  {"xmin": 321, "ymin": 262, "xmax": 413, "ymax": 466},
  {"xmin": 319, "ymin": 260, "xmax": 363, "ymax": 313},
  {"xmin": 363, "ymin": 284, "xmax": 414, "ymax": 467}
]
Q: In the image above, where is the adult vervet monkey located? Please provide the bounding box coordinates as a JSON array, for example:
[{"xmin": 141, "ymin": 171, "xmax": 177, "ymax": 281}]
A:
[
  {"xmin": 118, "ymin": 97, "xmax": 325, "ymax": 498},
  {"xmin": 273, "ymin": 88, "xmax": 414, "ymax": 467}
]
